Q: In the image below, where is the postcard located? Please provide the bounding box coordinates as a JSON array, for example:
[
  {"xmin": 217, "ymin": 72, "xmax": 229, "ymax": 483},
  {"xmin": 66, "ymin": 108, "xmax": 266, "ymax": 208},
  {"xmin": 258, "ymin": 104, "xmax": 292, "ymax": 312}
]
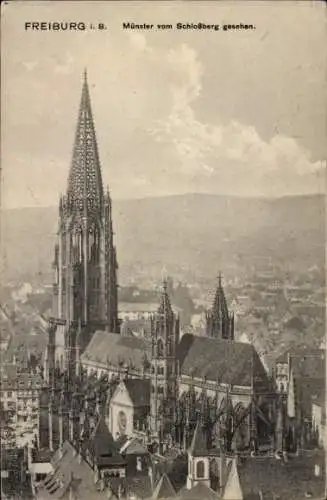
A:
[{"xmin": 1, "ymin": 1, "xmax": 326, "ymax": 499}]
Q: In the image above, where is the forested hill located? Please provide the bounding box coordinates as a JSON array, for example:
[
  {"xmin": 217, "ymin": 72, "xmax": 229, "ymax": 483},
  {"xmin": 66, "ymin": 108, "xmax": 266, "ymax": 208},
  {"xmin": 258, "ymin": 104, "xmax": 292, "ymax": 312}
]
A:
[{"xmin": 1, "ymin": 193, "xmax": 324, "ymax": 284}]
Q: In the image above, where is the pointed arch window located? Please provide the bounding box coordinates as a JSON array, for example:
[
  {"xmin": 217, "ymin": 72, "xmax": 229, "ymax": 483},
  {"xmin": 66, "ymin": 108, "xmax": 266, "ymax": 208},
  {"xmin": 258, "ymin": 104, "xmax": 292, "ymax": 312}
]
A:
[
  {"xmin": 196, "ymin": 460, "xmax": 205, "ymax": 478},
  {"xmin": 157, "ymin": 338, "xmax": 164, "ymax": 357}
]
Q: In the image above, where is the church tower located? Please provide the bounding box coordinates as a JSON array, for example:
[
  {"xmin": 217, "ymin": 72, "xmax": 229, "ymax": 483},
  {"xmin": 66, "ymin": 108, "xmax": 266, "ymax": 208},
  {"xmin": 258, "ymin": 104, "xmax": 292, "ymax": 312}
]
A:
[
  {"xmin": 150, "ymin": 281, "xmax": 180, "ymax": 442},
  {"xmin": 206, "ymin": 274, "xmax": 234, "ymax": 340},
  {"xmin": 48, "ymin": 71, "xmax": 119, "ymax": 383},
  {"xmin": 187, "ymin": 421, "xmax": 210, "ymax": 490}
]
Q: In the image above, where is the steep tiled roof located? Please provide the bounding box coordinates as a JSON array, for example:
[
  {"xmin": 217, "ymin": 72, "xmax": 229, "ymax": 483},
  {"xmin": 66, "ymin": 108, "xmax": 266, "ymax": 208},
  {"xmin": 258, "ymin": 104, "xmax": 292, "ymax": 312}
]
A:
[
  {"xmin": 81, "ymin": 331, "xmax": 151, "ymax": 370},
  {"xmin": 188, "ymin": 422, "xmax": 208, "ymax": 457},
  {"xmin": 39, "ymin": 441, "xmax": 97, "ymax": 499},
  {"xmin": 178, "ymin": 334, "xmax": 269, "ymax": 387},
  {"xmin": 124, "ymin": 379, "xmax": 150, "ymax": 407},
  {"xmin": 85, "ymin": 416, "xmax": 124, "ymax": 466},
  {"xmin": 152, "ymin": 473, "xmax": 176, "ymax": 499}
]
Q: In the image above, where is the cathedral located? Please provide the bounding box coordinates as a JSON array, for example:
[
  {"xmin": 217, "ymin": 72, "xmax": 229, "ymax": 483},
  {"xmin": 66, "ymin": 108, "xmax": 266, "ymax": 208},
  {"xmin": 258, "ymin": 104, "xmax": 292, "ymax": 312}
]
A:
[
  {"xmin": 38, "ymin": 72, "xmax": 276, "ymax": 468},
  {"xmin": 44, "ymin": 70, "xmax": 119, "ymax": 387}
]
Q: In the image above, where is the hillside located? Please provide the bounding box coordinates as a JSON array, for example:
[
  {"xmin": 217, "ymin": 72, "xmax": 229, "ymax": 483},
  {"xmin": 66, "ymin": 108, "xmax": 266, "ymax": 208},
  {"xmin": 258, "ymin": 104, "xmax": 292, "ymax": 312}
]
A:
[{"xmin": 1, "ymin": 193, "xmax": 324, "ymax": 285}]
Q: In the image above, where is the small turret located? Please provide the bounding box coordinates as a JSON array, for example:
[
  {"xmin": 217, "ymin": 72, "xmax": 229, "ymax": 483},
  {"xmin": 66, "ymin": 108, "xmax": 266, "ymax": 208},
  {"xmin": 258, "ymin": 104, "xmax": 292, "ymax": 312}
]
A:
[
  {"xmin": 206, "ymin": 273, "xmax": 234, "ymax": 340},
  {"xmin": 187, "ymin": 421, "xmax": 210, "ymax": 490}
]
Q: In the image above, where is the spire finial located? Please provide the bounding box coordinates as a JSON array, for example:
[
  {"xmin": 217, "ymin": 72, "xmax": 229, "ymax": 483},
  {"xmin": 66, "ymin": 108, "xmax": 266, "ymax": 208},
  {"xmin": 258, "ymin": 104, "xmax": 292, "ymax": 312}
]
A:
[
  {"xmin": 218, "ymin": 272, "xmax": 222, "ymax": 287},
  {"xmin": 83, "ymin": 67, "xmax": 87, "ymax": 84},
  {"xmin": 161, "ymin": 266, "xmax": 168, "ymax": 286}
]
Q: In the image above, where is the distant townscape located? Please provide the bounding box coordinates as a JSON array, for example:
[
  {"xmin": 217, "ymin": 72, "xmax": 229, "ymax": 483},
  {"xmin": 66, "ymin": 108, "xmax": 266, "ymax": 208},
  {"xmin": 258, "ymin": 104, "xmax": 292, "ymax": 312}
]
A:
[{"xmin": 0, "ymin": 74, "xmax": 325, "ymax": 500}]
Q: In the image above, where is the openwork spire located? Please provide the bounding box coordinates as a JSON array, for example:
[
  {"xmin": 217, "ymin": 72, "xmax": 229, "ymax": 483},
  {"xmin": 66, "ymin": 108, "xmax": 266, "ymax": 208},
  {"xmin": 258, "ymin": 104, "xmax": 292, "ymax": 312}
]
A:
[
  {"xmin": 157, "ymin": 279, "xmax": 173, "ymax": 317},
  {"xmin": 67, "ymin": 70, "xmax": 104, "ymax": 214}
]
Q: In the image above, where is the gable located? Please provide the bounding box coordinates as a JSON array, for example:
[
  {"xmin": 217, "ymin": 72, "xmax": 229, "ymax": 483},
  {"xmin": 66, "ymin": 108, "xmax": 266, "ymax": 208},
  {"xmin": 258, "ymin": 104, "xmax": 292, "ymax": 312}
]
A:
[{"xmin": 111, "ymin": 382, "xmax": 134, "ymax": 408}]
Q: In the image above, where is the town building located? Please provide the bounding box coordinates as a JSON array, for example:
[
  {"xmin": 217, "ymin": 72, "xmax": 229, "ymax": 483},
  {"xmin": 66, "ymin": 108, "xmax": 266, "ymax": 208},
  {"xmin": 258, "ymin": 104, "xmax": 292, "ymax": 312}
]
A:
[
  {"xmin": 275, "ymin": 347, "xmax": 324, "ymax": 395},
  {"xmin": 274, "ymin": 347, "xmax": 325, "ymax": 451},
  {"xmin": 312, "ymin": 389, "xmax": 326, "ymax": 449},
  {"xmin": 0, "ymin": 363, "xmax": 44, "ymax": 448},
  {"xmin": 0, "ymin": 447, "xmax": 33, "ymax": 499}
]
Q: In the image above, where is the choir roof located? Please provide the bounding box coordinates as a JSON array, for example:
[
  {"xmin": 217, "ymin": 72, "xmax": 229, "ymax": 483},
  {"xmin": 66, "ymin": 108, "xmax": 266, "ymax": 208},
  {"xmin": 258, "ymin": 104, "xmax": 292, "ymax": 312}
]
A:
[
  {"xmin": 81, "ymin": 331, "xmax": 150, "ymax": 368},
  {"xmin": 177, "ymin": 334, "xmax": 269, "ymax": 386}
]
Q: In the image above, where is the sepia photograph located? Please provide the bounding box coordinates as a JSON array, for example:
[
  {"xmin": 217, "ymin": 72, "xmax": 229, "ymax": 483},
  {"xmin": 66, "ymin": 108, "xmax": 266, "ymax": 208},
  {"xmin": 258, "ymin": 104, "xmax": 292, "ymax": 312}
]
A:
[{"xmin": 1, "ymin": 1, "xmax": 326, "ymax": 499}]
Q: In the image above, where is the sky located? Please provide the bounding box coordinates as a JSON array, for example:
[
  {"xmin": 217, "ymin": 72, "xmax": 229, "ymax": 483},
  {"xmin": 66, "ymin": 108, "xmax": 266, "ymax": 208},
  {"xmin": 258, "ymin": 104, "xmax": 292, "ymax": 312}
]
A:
[{"xmin": 1, "ymin": 0, "xmax": 326, "ymax": 208}]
